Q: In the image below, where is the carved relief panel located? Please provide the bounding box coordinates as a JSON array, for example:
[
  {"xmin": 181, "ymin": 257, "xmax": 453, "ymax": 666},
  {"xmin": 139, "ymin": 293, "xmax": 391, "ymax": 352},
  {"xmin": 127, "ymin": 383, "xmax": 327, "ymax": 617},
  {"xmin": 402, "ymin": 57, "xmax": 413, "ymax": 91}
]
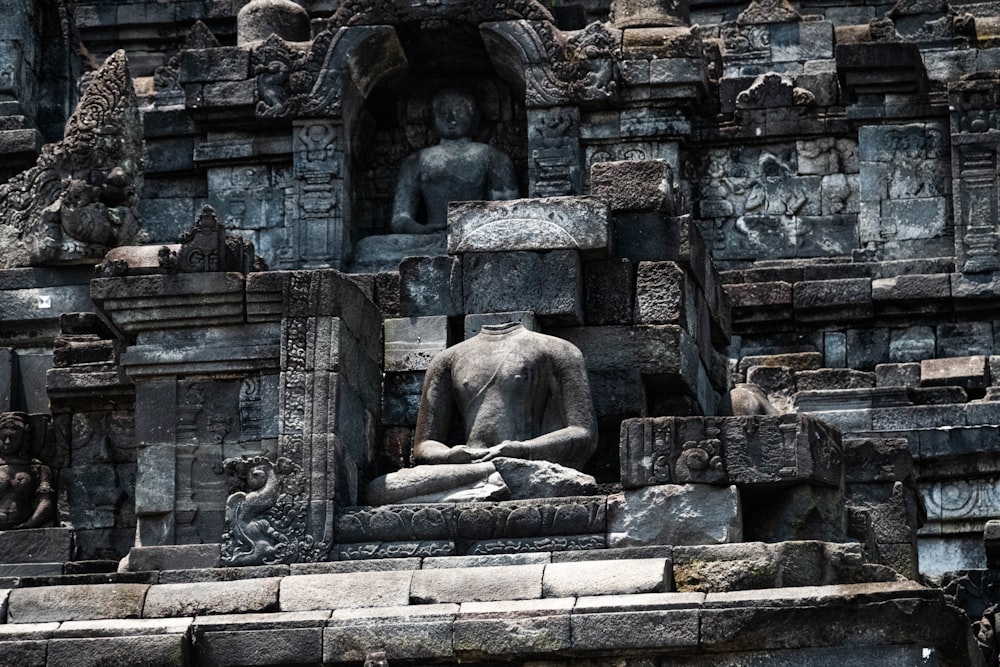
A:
[{"xmin": 697, "ymin": 141, "xmax": 859, "ymax": 261}]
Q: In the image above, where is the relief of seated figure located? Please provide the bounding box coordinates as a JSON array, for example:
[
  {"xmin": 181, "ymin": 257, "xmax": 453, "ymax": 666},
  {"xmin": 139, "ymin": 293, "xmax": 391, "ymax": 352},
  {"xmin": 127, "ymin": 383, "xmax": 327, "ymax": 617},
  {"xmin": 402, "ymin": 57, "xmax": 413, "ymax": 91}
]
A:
[
  {"xmin": 353, "ymin": 89, "xmax": 518, "ymax": 270},
  {"xmin": 0, "ymin": 412, "xmax": 55, "ymax": 530},
  {"xmin": 367, "ymin": 321, "xmax": 599, "ymax": 504}
]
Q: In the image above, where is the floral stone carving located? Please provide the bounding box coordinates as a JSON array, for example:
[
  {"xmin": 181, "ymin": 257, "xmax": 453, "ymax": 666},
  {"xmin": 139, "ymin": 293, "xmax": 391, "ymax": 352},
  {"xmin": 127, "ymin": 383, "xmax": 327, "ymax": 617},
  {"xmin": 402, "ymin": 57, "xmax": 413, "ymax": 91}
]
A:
[{"xmin": 0, "ymin": 50, "xmax": 143, "ymax": 268}]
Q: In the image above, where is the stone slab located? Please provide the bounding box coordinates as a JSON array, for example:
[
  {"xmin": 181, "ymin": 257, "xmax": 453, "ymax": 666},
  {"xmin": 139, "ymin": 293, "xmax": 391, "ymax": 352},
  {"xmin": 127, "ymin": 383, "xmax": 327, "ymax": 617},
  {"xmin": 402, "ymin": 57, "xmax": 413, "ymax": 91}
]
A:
[
  {"xmin": 454, "ymin": 598, "xmax": 574, "ymax": 656},
  {"xmin": 410, "ymin": 564, "xmax": 544, "ymax": 604},
  {"xmin": 620, "ymin": 415, "xmax": 843, "ymax": 489},
  {"xmin": 142, "ymin": 578, "xmax": 281, "ymax": 618},
  {"xmin": 8, "ymin": 584, "xmax": 149, "ymax": 623},
  {"xmin": 571, "ymin": 606, "xmax": 699, "ymax": 651},
  {"xmin": 607, "ymin": 485, "xmax": 742, "ymax": 548},
  {"xmin": 0, "ymin": 528, "xmax": 73, "ymax": 564},
  {"xmin": 463, "ymin": 250, "xmax": 584, "ymax": 325},
  {"xmin": 448, "ymin": 197, "xmax": 611, "ymax": 256},
  {"xmin": 325, "ymin": 604, "xmax": 458, "ymax": 663},
  {"xmin": 279, "ymin": 570, "xmax": 414, "ymax": 612},
  {"xmin": 542, "ymin": 558, "xmax": 670, "ymax": 598},
  {"xmin": 45, "ymin": 634, "xmax": 188, "ymax": 667},
  {"xmin": 198, "ymin": 627, "xmax": 322, "ymax": 666},
  {"xmin": 121, "ymin": 544, "xmax": 222, "ymax": 572}
]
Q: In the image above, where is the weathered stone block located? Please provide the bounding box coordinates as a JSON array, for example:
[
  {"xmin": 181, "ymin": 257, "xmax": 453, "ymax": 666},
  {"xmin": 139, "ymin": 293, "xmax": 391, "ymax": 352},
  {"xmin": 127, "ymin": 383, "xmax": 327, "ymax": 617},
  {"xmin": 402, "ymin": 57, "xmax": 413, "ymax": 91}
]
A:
[
  {"xmin": 179, "ymin": 47, "xmax": 250, "ymax": 83},
  {"xmin": 448, "ymin": 197, "xmax": 611, "ymax": 257},
  {"xmin": 584, "ymin": 258, "xmax": 634, "ymax": 325},
  {"xmin": 743, "ymin": 484, "xmax": 847, "ymax": 542},
  {"xmin": 794, "ymin": 278, "xmax": 873, "ymax": 320},
  {"xmin": 8, "ymin": 584, "xmax": 149, "ymax": 623},
  {"xmin": 398, "ymin": 256, "xmax": 462, "ymax": 317},
  {"xmin": 542, "ymin": 558, "xmax": 670, "ymax": 598},
  {"xmin": 591, "ymin": 160, "xmax": 674, "ymax": 213},
  {"xmin": 325, "ymin": 604, "xmax": 457, "ymax": 663},
  {"xmin": 737, "ymin": 352, "xmax": 821, "ymax": 376},
  {"xmin": 46, "ymin": 635, "xmax": 188, "ymax": 667},
  {"xmin": 796, "ymin": 369, "xmax": 875, "ymax": 391},
  {"xmin": 875, "ymin": 362, "xmax": 920, "ymax": 388},
  {"xmin": 843, "ymin": 438, "xmax": 914, "ymax": 484},
  {"xmin": 463, "ymin": 251, "xmax": 584, "ymax": 325},
  {"xmin": 937, "ymin": 322, "xmax": 993, "ymax": 358},
  {"xmin": 920, "ymin": 355, "xmax": 989, "ymax": 391},
  {"xmin": 0, "ymin": 527, "xmax": 73, "ymax": 564},
  {"xmin": 143, "ymin": 578, "xmax": 281, "ymax": 618},
  {"xmin": 454, "ymin": 598, "xmax": 572, "ymax": 656},
  {"xmin": 634, "ymin": 261, "xmax": 697, "ymax": 330},
  {"xmin": 279, "ymin": 571, "xmax": 414, "ymax": 612},
  {"xmin": 571, "ymin": 593, "xmax": 702, "ymax": 651},
  {"xmin": 410, "ymin": 564, "xmax": 544, "ymax": 604},
  {"xmin": 607, "ymin": 485, "xmax": 742, "ymax": 547},
  {"xmin": 383, "ymin": 316, "xmax": 448, "ymax": 372},
  {"xmin": 121, "ymin": 544, "xmax": 221, "ymax": 572}
]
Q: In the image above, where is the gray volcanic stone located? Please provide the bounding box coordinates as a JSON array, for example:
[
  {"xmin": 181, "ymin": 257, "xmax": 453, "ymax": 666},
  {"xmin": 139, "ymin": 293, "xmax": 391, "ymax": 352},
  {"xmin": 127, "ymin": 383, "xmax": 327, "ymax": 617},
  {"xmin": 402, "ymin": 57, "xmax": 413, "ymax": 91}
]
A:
[
  {"xmin": 463, "ymin": 250, "xmax": 584, "ymax": 326},
  {"xmin": 454, "ymin": 598, "xmax": 573, "ymax": 657},
  {"xmin": 542, "ymin": 558, "xmax": 670, "ymax": 598},
  {"xmin": 236, "ymin": 0, "xmax": 310, "ymax": 44},
  {"xmin": 493, "ymin": 458, "xmax": 598, "ymax": 500},
  {"xmin": 607, "ymin": 485, "xmax": 742, "ymax": 547},
  {"xmin": 591, "ymin": 160, "xmax": 675, "ymax": 213},
  {"xmin": 142, "ymin": 578, "xmax": 281, "ymax": 617},
  {"xmin": 8, "ymin": 584, "xmax": 149, "ymax": 623},
  {"xmin": 410, "ymin": 564, "xmax": 544, "ymax": 604},
  {"xmin": 448, "ymin": 197, "xmax": 611, "ymax": 256},
  {"xmin": 326, "ymin": 604, "xmax": 458, "ymax": 663},
  {"xmin": 279, "ymin": 571, "xmax": 414, "ymax": 612},
  {"xmin": 572, "ymin": 593, "xmax": 702, "ymax": 651}
]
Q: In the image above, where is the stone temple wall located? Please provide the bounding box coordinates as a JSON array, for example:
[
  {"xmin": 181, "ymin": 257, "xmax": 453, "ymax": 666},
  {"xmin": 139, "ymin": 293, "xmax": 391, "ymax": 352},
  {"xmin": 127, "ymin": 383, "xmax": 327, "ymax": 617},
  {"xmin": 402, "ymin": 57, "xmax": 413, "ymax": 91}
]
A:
[{"xmin": 2, "ymin": 0, "xmax": 1000, "ymax": 664}]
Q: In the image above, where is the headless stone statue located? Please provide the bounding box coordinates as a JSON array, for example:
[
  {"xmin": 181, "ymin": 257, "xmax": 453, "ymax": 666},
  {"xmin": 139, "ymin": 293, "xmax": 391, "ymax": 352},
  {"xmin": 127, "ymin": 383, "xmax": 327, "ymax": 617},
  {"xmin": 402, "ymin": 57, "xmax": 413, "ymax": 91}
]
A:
[
  {"xmin": 353, "ymin": 89, "xmax": 518, "ymax": 270},
  {"xmin": 0, "ymin": 412, "xmax": 54, "ymax": 530},
  {"xmin": 367, "ymin": 322, "xmax": 598, "ymax": 504}
]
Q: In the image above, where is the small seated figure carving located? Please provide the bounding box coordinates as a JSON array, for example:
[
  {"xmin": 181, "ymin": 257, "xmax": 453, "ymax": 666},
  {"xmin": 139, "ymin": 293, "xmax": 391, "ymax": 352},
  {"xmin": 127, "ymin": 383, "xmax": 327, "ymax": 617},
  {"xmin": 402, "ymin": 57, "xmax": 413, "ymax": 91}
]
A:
[
  {"xmin": 0, "ymin": 412, "xmax": 55, "ymax": 530},
  {"xmin": 367, "ymin": 322, "xmax": 598, "ymax": 505}
]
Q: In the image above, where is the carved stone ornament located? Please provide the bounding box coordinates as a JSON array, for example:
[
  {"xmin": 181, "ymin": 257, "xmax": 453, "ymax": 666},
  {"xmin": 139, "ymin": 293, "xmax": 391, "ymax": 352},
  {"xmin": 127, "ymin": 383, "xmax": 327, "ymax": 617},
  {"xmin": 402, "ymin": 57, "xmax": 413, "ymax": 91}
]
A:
[
  {"xmin": 0, "ymin": 50, "xmax": 144, "ymax": 268},
  {"xmin": 158, "ymin": 205, "xmax": 266, "ymax": 274},
  {"xmin": 534, "ymin": 22, "xmax": 621, "ymax": 105},
  {"xmin": 154, "ymin": 21, "xmax": 219, "ymax": 95},
  {"xmin": 737, "ymin": 0, "xmax": 801, "ymax": 25},
  {"xmin": 736, "ymin": 73, "xmax": 815, "ymax": 109},
  {"xmin": 251, "ymin": 29, "xmax": 344, "ymax": 119},
  {"xmin": 330, "ymin": 0, "xmax": 554, "ymax": 28},
  {"xmin": 221, "ymin": 455, "xmax": 327, "ymax": 566}
]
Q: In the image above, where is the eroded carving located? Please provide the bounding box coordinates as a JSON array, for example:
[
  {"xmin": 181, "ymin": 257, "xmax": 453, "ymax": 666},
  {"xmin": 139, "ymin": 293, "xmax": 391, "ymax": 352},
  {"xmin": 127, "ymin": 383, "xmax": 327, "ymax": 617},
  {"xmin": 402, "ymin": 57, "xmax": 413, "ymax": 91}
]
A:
[
  {"xmin": 0, "ymin": 50, "xmax": 143, "ymax": 268},
  {"xmin": 0, "ymin": 413, "xmax": 55, "ymax": 530},
  {"xmin": 158, "ymin": 205, "xmax": 265, "ymax": 274}
]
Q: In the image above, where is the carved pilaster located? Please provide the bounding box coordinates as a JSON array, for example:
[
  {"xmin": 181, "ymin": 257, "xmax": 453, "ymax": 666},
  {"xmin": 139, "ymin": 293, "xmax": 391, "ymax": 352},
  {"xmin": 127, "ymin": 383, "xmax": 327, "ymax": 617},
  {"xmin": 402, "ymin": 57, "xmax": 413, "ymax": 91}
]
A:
[
  {"xmin": 950, "ymin": 74, "xmax": 1000, "ymax": 274},
  {"xmin": 527, "ymin": 107, "xmax": 583, "ymax": 197},
  {"xmin": 289, "ymin": 120, "xmax": 349, "ymax": 268}
]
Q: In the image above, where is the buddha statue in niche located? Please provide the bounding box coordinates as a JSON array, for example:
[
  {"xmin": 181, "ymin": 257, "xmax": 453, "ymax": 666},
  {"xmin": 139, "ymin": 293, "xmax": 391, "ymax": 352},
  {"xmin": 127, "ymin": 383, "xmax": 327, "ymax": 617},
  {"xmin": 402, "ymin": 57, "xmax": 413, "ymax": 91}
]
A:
[
  {"xmin": 366, "ymin": 321, "xmax": 598, "ymax": 505},
  {"xmin": 391, "ymin": 88, "xmax": 518, "ymax": 233},
  {"xmin": 0, "ymin": 412, "xmax": 55, "ymax": 530},
  {"xmin": 353, "ymin": 89, "xmax": 519, "ymax": 270}
]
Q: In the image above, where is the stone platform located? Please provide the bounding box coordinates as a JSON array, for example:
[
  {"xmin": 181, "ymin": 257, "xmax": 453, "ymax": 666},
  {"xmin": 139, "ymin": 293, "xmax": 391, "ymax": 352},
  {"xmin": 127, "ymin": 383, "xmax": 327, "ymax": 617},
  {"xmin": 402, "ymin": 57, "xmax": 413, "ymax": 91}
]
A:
[{"xmin": 0, "ymin": 546, "xmax": 979, "ymax": 666}]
